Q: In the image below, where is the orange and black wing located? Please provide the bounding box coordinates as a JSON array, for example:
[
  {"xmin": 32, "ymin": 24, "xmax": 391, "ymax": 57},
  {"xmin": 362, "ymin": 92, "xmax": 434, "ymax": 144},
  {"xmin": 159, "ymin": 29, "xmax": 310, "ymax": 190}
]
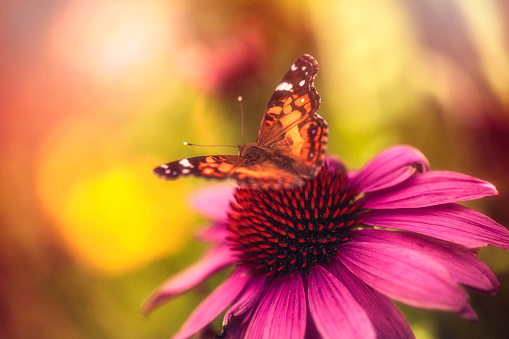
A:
[
  {"xmin": 153, "ymin": 155, "xmax": 302, "ymax": 187},
  {"xmin": 256, "ymin": 54, "xmax": 328, "ymax": 177},
  {"xmin": 153, "ymin": 155, "xmax": 244, "ymax": 181}
]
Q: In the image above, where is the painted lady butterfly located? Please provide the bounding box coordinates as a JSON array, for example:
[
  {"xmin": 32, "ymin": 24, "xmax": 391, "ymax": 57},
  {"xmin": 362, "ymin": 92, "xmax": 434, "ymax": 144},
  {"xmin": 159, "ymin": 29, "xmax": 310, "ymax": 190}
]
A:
[{"xmin": 153, "ymin": 54, "xmax": 328, "ymax": 187}]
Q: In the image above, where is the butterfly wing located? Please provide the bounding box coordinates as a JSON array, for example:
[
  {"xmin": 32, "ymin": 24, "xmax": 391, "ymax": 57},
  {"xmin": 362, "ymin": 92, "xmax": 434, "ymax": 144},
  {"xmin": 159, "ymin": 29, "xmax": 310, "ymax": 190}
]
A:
[
  {"xmin": 153, "ymin": 154, "xmax": 301, "ymax": 187},
  {"xmin": 153, "ymin": 155, "xmax": 245, "ymax": 181},
  {"xmin": 256, "ymin": 54, "xmax": 328, "ymax": 177}
]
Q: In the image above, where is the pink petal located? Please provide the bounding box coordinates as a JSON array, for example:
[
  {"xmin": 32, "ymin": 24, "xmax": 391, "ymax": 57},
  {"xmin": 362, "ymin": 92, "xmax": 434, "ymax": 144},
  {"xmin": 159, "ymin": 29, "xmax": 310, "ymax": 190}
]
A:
[
  {"xmin": 353, "ymin": 229, "xmax": 499, "ymax": 294},
  {"xmin": 244, "ymin": 273, "xmax": 306, "ymax": 339},
  {"xmin": 307, "ymin": 265, "xmax": 376, "ymax": 339},
  {"xmin": 363, "ymin": 171, "xmax": 498, "ymax": 209},
  {"xmin": 363, "ymin": 204, "xmax": 509, "ymax": 250},
  {"xmin": 172, "ymin": 269, "xmax": 251, "ymax": 339},
  {"xmin": 329, "ymin": 260, "xmax": 415, "ymax": 339},
  {"xmin": 340, "ymin": 241, "xmax": 469, "ymax": 312},
  {"xmin": 141, "ymin": 244, "xmax": 235, "ymax": 315},
  {"xmin": 195, "ymin": 221, "xmax": 229, "ymax": 243},
  {"xmin": 349, "ymin": 146, "xmax": 429, "ymax": 193},
  {"xmin": 190, "ymin": 183, "xmax": 236, "ymax": 221}
]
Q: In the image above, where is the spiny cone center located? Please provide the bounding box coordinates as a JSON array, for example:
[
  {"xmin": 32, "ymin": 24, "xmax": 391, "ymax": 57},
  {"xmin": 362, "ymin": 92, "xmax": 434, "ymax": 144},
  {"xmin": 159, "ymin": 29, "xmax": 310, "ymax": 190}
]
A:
[{"xmin": 227, "ymin": 164, "xmax": 364, "ymax": 277}]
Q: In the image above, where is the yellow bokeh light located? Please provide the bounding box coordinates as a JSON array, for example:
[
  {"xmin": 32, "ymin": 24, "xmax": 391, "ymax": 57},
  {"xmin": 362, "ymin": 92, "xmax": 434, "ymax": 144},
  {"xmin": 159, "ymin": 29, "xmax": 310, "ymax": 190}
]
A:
[{"xmin": 36, "ymin": 117, "xmax": 193, "ymax": 274}]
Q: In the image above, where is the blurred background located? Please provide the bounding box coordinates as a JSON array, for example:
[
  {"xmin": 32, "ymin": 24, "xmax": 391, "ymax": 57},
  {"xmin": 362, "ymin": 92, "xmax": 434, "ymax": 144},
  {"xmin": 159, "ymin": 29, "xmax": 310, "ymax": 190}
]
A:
[{"xmin": 1, "ymin": 0, "xmax": 509, "ymax": 338}]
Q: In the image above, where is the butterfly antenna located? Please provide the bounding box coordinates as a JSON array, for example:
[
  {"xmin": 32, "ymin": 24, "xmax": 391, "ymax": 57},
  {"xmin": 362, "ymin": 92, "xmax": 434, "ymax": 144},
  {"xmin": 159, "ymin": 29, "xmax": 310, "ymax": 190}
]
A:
[
  {"xmin": 182, "ymin": 96, "xmax": 245, "ymax": 150},
  {"xmin": 238, "ymin": 96, "xmax": 245, "ymax": 146}
]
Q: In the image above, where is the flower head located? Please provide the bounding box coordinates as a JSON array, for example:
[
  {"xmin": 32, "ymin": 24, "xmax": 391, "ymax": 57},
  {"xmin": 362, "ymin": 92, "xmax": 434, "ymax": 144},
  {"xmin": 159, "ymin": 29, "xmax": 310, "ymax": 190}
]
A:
[{"xmin": 143, "ymin": 146, "xmax": 509, "ymax": 339}]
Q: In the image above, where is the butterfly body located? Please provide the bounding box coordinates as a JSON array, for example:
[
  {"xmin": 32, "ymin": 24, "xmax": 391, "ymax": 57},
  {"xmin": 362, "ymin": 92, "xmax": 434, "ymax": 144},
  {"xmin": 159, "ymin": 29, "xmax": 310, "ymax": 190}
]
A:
[
  {"xmin": 154, "ymin": 54, "xmax": 328, "ymax": 187},
  {"xmin": 238, "ymin": 143, "xmax": 302, "ymax": 176}
]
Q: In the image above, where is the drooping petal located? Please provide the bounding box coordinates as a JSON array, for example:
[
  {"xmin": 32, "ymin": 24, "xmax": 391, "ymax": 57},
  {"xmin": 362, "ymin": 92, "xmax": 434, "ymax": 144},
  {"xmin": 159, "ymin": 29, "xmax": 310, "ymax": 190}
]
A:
[
  {"xmin": 353, "ymin": 229, "xmax": 499, "ymax": 294},
  {"xmin": 244, "ymin": 273, "xmax": 306, "ymax": 339},
  {"xmin": 141, "ymin": 244, "xmax": 235, "ymax": 315},
  {"xmin": 307, "ymin": 265, "xmax": 376, "ymax": 339},
  {"xmin": 190, "ymin": 182, "xmax": 236, "ymax": 221},
  {"xmin": 363, "ymin": 204, "xmax": 509, "ymax": 250},
  {"xmin": 363, "ymin": 171, "xmax": 498, "ymax": 209},
  {"xmin": 340, "ymin": 241, "xmax": 469, "ymax": 312},
  {"xmin": 172, "ymin": 269, "xmax": 251, "ymax": 339},
  {"xmin": 328, "ymin": 260, "xmax": 415, "ymax": 339},
  {"xmin": 195, "ymin": 221, "xmax": 229, "ymax": 243},
  {"xmin": 349, "ymin": 146, "xmax": 429, "ymax": 193}
]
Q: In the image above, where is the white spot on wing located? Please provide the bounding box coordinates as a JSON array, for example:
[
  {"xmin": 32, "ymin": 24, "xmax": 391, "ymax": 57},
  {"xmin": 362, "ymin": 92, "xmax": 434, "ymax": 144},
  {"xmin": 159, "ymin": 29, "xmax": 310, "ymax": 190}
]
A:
[
  {"xmin": 291, "ymin": 64, "xmax": 298, "ymax": 71},
  {"xmin": 160, "ymin": 164, "xmax": 169, "ymax": 169},
  {"xmin": 181, "ymin": 169, "xmax": 190, "ymax": 174},
  {"xmin": 275, "ymin": 82, "xmax": 293, "ymax": 92},
  {"xmin": 179, "ymin": 159, "xmax": 194, "ymax": 168},
  {"xmin": 299, "ymin": 80, "xmax": 305, "ymax": 87}
]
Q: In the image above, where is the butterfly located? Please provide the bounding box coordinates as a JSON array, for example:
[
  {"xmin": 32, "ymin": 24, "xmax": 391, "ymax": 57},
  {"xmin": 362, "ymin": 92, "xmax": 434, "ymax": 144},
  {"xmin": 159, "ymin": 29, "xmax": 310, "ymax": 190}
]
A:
[{"xmin": 153, "ymin": 54, "xmax": 328, "ymax": 187}]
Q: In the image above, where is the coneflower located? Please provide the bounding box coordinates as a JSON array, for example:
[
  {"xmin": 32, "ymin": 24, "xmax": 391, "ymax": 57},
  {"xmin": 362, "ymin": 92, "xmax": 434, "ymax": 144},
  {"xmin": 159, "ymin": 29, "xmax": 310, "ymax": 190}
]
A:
[{"xmin": 143, "ymin": 146, "xmax": 509, "ymax": 339}]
